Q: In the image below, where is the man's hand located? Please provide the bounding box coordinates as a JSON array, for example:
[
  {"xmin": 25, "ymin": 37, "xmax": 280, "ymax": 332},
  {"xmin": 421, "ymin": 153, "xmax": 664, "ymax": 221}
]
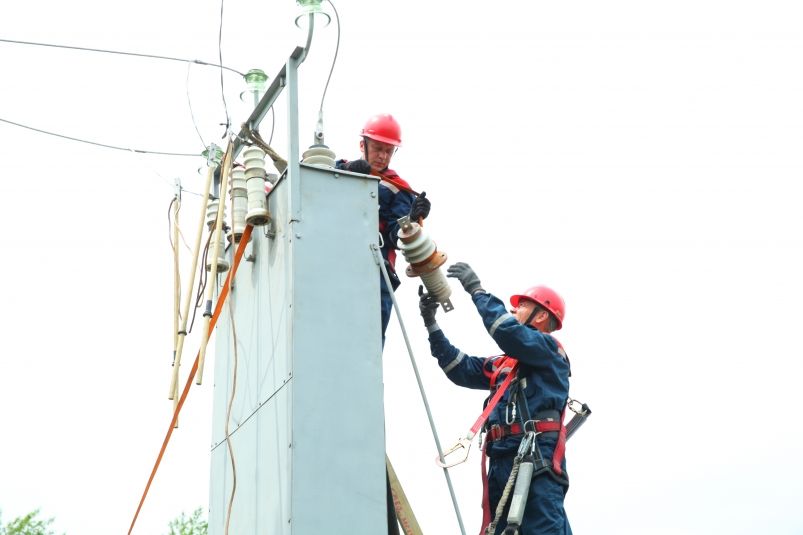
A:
[
  {"xmin": 418, "ymin": 285, "xmax": 439, "ymax": 326},
  {"xmin": 410, "ymin": 191, "xmax": 431, "ymax": 221},
  {"xmin": 341, "ymin": 159, "xmax": 372, "ymax": 174},
  {"xmin": 446, "ymin": 262, "xmax": 484, "ymax": 295}
]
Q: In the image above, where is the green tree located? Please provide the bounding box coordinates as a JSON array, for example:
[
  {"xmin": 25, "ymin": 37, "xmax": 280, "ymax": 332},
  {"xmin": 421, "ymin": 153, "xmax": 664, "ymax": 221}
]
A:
[
  {"xmin": 166, "ymin": 507, "xmax": 208, "ymax": 535},
  {"xmin": 0, "ymin": 509, "xmax": 59, "ymax": 535}
]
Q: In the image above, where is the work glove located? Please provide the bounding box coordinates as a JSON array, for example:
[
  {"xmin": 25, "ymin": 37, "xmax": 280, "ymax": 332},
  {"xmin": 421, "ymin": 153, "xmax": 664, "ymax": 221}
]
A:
[
  {"xmin": 447, "ymin": 262, "xmax": 484, "ymax": 295},
  {"xmin": 409, "ymin": 191, "xmax": 431, "ymax": 221},
  {"xmin": 418, "ymin": 285, "xmax": 439, "ymax": 327},
  {"xmin": 341, "ymin": 159, "xmax": 372, "ymax": 175}
]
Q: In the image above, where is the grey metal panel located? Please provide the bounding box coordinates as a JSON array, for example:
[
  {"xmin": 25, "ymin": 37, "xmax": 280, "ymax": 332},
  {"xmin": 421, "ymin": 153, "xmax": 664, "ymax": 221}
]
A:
[
  {"xmin": 290, "ymin": 165, "xmax": 385, "ymax": 534},
  {"xmin": 209, "ymin": 165, "xmax": 384, "ymax": 534}
]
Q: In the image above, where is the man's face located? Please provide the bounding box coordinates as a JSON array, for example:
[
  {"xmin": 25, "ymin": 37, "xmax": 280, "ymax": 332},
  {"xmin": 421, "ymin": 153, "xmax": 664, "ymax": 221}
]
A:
[
  {"xmin": 511, "ymin": 298, "xmax": 538, "ymax": 325},
  {"xmin": 360, "ymin": 139, "xmax": 395, "ymax": 172}
]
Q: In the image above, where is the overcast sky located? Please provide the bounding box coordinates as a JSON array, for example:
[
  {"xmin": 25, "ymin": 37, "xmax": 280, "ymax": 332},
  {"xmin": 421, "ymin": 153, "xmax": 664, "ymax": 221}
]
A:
[{"xmin": 1, "ymin": 1, "xmax": 802, "ymax": 534}]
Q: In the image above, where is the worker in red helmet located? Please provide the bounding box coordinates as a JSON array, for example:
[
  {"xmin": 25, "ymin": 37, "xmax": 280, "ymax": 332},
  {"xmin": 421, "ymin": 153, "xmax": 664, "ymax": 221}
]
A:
[
  {"xmin": 419, "ymin": 263, "xmax": 573, "ymax": 535},
  {"xmin": 337, "ymin": 113, "xmax": 431, "ymax": 344}
]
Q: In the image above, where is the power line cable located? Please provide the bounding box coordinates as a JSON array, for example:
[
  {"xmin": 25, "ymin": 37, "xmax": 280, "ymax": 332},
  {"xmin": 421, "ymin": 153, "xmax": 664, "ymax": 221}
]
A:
[
  {"xmin": 0, "ymin": 116, "xmax": 198, "ymax": 156},
  {"xmin": 0, "ymin": 38, "xmax": 245, "ymax": 77},
  {"xmin": 319, "ymin": 0, "xmax": 341, "ymax": 113},
  {"xmin": 186, "ymin": 62, "xmax": 207, "ymax": 149},
  {"xmin": 218, "ymin": 0, "xmax": 231, "ymax": 136}
]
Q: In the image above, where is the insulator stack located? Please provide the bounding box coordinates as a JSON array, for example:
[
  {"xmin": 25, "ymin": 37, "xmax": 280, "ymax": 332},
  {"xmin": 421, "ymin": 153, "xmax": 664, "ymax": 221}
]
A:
[
  {"xmin": 243, "ymin": 146, "xmax": 272, "ymax": 226},
  {"xmin": 206, "ymin": 199, "xmax": 230, "ymax": 273},
  {"xmin": 301, "ymin": 144, "xmax": 336, "ymax": 168},
  {"xmin": 228, "ymin": 166, "xmax": 248, "ymax": 243},
  {"xmin": 396, "ymin": 215, "xmax": 454, "ymax": 312}
]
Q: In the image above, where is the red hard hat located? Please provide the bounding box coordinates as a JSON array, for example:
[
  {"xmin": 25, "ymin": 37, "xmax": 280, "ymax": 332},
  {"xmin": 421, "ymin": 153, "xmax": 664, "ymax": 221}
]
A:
[
  {"xmin": 510, "ymin": 285, "xmax": 566, "ymax": 330},
  {"xmin": 361, "ymin": 114, "xmax": 402, "ymax": 147}
]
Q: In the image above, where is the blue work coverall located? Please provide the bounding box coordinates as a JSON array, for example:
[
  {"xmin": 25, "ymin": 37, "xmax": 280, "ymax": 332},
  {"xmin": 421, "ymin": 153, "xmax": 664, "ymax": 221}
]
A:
[
  {"xmin": 336, "ymin": 160, "xmax": 416, "ymax": 344},
  {"xmin": 427, "ymin": 292, "xmax": 573, "ymax": 535}
]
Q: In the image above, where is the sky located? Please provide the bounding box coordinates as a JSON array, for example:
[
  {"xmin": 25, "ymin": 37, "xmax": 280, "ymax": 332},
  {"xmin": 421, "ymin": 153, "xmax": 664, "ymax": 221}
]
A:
[{"xmin": 1, "ymin": 1, "xmax": 802, "ymax": 534}]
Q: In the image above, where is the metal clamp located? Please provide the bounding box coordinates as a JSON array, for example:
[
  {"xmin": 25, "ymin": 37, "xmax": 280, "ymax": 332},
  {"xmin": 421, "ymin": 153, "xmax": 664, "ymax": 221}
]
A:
[
  {"xmin": 567, "ymin": 398, "xmax": 588, "ymax": 415},
  {"xmin": 435, "ymin": 436, "xmax": 473, "ymax": 468}
]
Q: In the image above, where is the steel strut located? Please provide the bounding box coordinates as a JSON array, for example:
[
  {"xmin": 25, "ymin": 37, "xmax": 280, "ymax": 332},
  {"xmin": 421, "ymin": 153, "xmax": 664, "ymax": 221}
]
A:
[{"xmin": 371, "ymin": 243, "xmax": 467, "ymax": 535}]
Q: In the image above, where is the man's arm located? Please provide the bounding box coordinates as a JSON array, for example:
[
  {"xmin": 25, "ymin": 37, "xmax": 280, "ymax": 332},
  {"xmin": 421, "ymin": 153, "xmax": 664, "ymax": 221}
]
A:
[
  {"xmin": 379, "ymin": 188, "xmax": 415, "ymax": 250},
  {"xmin": 427, "ymin": 324, "xmax": 492, "ymax": 391},
  {"xmin": 419, "ymin": 287, "xmax": 490, "ymax": 390}
]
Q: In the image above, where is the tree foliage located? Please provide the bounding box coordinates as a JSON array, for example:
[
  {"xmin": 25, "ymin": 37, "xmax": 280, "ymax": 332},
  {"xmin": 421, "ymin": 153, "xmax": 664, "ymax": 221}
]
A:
[
  {"xmin": 166, "ymin": 507, "xmax": 208, "ymax": 535},
  {"xmin": 0, "ymin": 509, "xmax": 59, "ymax": 535}
]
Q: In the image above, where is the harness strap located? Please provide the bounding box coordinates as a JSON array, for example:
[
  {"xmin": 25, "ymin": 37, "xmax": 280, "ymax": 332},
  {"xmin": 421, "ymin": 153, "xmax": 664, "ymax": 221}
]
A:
[
  {"xmin": 468, "ymin": 363, "xmax": 520, "ymax": 439},
  {"xmin": 488, "ymin": 421, "xmax": 561, "ymax": 442},
  {"xmin": 372, "ymin": 170, "xmax": 419, "ymax": 195},
  {"xmin": 552, "ymin": 405, "xmax": 569, "ymax": 476},
  {"xmin": 480, "ymin": 435, "xmax": 492, "ymax": 535}
]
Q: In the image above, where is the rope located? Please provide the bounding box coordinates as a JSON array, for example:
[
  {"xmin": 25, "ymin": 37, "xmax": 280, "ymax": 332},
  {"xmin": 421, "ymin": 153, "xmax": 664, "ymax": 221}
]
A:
[
  {"xmin": 484, "ymin": 455, "xmax": 523, "ymax": 535},
  {"xmin": 240, "ymin": 122, "xmax": 288, "ymax": 173},
  {"xmin": 127, "ymin": 224, "xmax": 254, "ymax": 535}
]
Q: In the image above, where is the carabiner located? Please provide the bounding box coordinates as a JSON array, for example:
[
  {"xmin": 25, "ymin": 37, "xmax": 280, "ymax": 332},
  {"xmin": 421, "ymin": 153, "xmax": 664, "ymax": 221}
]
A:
[{"xmin": 435, "ymin": 436, "xmax": 473, "ymax": 468}]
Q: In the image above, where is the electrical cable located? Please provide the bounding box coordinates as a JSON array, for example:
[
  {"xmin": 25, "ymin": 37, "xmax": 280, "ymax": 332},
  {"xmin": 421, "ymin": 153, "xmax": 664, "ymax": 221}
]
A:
[
  {"xmin": 0, "ymin": 38, "xmax": 245, "ymax": 76},
  {"xmin": 224, "ymin": 250, "xmax": 239, "ymax": 535},
  {"xmin": 0, "ymin": 116, "xmax": 197, "ymax": 156},
  {"xmin": 319, "ymin": 0, "xmax": 341, "ymax": 113},
  {"xmin": 218, "ymin": 0, "xmax": 231, "ymax": 136},
  {"xmin": 168, "ymin": 199, "xmax": 183, "ymax": 323},
  {"xmin": 186, "ymin": 62, "xmax": 206, "ymax": 149},
  {"xmin": 268, "ymin": 106, "xmax": 275, "ymax": 146},
  {"xmin": 189, "ymin": 230, "xmax": 213, "ymax": 334},
  {"xmin": 129, "ymin": 149, "xmax": 204, "ymax": 197}
]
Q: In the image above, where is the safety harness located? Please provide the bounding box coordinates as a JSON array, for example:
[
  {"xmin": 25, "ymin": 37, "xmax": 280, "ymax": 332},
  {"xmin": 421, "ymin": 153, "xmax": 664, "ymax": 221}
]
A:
[{"xmin": 473, "ymin": 338, "xmax": 582, "ymax": 535}]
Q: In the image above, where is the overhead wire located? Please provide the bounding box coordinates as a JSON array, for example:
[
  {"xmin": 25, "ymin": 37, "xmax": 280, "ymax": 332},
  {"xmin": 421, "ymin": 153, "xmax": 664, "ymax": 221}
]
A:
[
  {"xmin": 218, "ymin": 0, "xmax": 231, "ymax": 136},
  {"xmin": 0, "ymin": 38, "xmax": 245, "ymax": 77},
  {"xmin": 0, "ymin": 117, "xmax": 198, "ymax": 156},
  {"xmin": 129, "ymin": 149, "xmax": 204, "ymax": 198},
  {"xmin": 319, "ymin": 0, "xmax": 341, "ymax": 113},
  {"xmin": 186, "ymin": 62, "xmax": 207, "ymax": 149}
]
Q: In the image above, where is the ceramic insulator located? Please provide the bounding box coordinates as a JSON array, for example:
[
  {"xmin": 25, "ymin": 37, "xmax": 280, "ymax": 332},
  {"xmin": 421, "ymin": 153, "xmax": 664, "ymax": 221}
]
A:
[
  {"xmin": 420, "ymin": 268, "xmax": 452, "ymax": 304},
  {"xmin": 205, "ymin": 199, "xmax": 230, "ymax": 273},
  {"xmin": 397, "ymin": 224, "xmax": 453, "ymax": 309},
  {"xmin": 243, "ymin": 147, "xmax": 272, "ymax": 226},
  {"xmin": 229, "ymin": 167, "xmax": 248, "ymax": 242},
  {"xmin": 301, "ymin": 145, "xmax": 336, "ymax": 168}
]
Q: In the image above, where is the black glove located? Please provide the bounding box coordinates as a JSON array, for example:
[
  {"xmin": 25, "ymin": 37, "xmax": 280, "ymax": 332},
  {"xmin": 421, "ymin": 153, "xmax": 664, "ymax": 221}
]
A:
[
  {"xmin": 446, "ymin": 262, "xmax": 484, "ymax": 295},
  {"xmin": 409, "ymin": 191, "xmax": 431, "ymax": 221},
  {"xmin": 341, "ymin": 159, "xmax": 372, "ymax": 175},
  {"xmin": 418, "ymin": 285, "xmax": 439, "ymax": 326}
]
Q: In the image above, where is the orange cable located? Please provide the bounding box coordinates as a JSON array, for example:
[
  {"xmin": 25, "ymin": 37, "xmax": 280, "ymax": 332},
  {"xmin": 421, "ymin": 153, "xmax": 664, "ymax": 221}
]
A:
[{"xmin": 127, "ymin": 224, "xmax": 254, "ymax": 535}]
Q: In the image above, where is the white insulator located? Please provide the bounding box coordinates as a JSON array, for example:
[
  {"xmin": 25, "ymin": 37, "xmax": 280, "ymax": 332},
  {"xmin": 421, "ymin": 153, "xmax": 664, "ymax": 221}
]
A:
[
  {"xmin": 301, "ymin": 145, "xmax": 336, "ymax": 168},
  {"xmin": 245, "ymin": 177, "xmax": 271, "ymax": 226},
  {"xmin": 206, "ymin": 199, "xmax": 228, "ymax": 229},
  {"xmin": 397, "ymin": 220, "xmax": 454, "ymax": 311},
  {"xmin": 421, "ymin": 268, "xmax": 452, "ymax": 303},
  {"xmin": 206, "ymin": 229, "xmax": 230, "ymax": 273},
  {"xmin": 243, "ymin": 147, "xmax": 271, "ymax": 226},
  {"xmin": 229, "ymin": 168, "xmax": 248, "ymax": 242},
  {"xmin": 397, "ymin": 227, "xmax": 437, "ymax": 264}
]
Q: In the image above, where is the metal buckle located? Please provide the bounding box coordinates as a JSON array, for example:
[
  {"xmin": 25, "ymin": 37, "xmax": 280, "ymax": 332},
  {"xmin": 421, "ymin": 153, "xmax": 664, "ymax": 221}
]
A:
[
  {"xmin": 490, "ymin": 424, "xmax": 501, "ymax": 442},
  {"xmin": 435, "ymin": 436, "xmax": 473, "ymax": 468}
]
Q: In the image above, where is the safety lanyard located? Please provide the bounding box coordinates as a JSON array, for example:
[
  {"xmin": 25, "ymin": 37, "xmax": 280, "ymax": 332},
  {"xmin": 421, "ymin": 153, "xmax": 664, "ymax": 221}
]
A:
[
  {"xmin": 371, "ymin": 170, "xmax": 420, "ymax": 196},
  {"xmin": 435, "ymin": 362, "xmax": 520, "ymax": 468}
]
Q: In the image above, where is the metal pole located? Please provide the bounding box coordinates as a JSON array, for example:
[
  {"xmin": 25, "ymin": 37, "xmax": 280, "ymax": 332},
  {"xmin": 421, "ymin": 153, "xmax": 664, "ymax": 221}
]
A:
[
  {"xmin": 371, "ymin": 244, "xmax": 467, "ymax": 535},
  {"xmin": 197, "ymin": 147, "xmax": 232, "ymax": 385},
  {"xmin": 168, "ymin": 166, "xmax": 215, "ymax": 399},
  {"xmin": 172, "ymin": 195, "xmax": 180, "ymax": 427}
]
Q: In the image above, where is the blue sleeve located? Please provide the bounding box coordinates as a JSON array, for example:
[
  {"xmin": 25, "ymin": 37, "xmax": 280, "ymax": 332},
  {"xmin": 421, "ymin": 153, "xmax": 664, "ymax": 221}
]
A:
[
  {"xmin": 427, "ymin": 325, "xmax": 491, "ymax": 391},
  {"xmin": 379, "ymin": 188, "xmax": 415, "ymax": 251},
  {"xmin": 471, "ymin": 292, "xmax": 570, "ymax": 377}
]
